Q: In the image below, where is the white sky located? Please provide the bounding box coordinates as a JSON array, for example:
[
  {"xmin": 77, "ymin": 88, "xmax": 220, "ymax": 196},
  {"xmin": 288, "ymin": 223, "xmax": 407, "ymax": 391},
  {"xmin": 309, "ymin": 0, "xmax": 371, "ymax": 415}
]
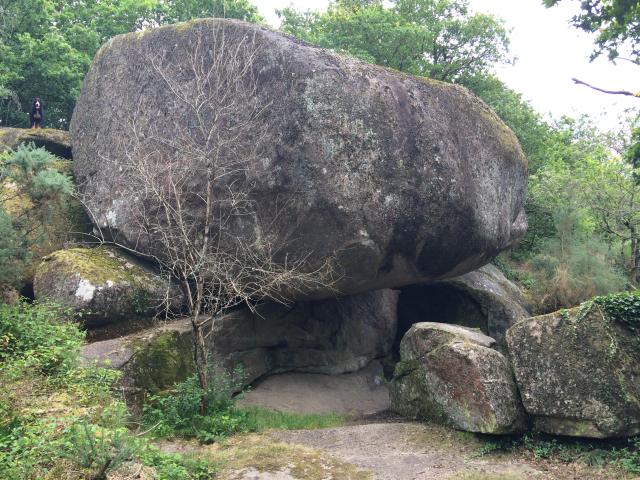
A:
[{"xmin": 256, "ymin": 0, "xmax": 639, "ymax": 132}]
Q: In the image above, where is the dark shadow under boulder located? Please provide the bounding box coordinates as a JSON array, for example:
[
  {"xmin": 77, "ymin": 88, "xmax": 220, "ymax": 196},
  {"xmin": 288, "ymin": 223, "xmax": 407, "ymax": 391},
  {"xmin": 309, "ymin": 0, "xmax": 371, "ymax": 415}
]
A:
[
  {"xmin": 397, "ymin": 264, "xmax": 529, "ymax": 348},
  {"xmin": 81, "ymin": 289, "xmax": 399, "ymax": 407}
]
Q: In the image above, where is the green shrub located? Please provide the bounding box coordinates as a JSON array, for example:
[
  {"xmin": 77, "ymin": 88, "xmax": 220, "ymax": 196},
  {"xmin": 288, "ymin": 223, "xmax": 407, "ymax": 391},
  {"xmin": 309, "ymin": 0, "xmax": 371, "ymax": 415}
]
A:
[
  {"xmin": 525, "ymin": 233, "xmax": 627, "ymax": 312},
  {"xmin": 474, "ymin": 432, "xmax": 640, "ymax": 473},
  {"xmin": 591, "ymin": 290, "xmax": 640, "ymax": 331},
  {"xmin": 64, "ymin": 421, "xmax": 140, "ymax": 480},
  {"xmin": 0, "ymin": 301, "xmax": 82, "ymax": 375},
  {"xmin": 0, "ymin": 143, "xmax": 75, "ymax": 289},
  {"xmin": 143, "ymin": 368, "xmax": 249, "ymax": 443}
]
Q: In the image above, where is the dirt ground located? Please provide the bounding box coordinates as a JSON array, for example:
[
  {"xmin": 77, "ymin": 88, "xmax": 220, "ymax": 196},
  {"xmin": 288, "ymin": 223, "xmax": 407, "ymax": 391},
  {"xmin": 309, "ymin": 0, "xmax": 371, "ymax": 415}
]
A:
[
  {"xmin": 156, "ymin": 368, "xmax": 635, "ymax": 480},
  {"xmin": 237, "ymin": 362, "xmax": 390, "ymax": 416},
  {"xmin": 158, "ymin": 421, "xmax": 632, "ymax": 480}
]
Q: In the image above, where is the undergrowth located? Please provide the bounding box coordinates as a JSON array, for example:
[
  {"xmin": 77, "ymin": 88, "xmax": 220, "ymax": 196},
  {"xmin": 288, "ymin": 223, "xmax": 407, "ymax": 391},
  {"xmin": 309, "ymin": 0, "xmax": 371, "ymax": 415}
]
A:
[
  {"xmin": 0, "ymin": 300, "xmax": 346, "ymax": 479},
  {"xmin": 143, "ymin": 371, "xmax": 346, "ymax": 443},
  {"xmin": 474, "ymin": 433, "xmax": 640, "ymax": 474},
  {"xmin": 0, "ymin": 301, "xmax": 215, "ymax": 479}
]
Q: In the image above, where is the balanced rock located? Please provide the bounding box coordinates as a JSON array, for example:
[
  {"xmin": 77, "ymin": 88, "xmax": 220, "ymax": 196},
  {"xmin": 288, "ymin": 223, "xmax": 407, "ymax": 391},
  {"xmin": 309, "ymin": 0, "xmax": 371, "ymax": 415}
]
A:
[
  {"xmin": 507, "ymin": 296, "xmax": 640, "ymax": 438},
  {"xmin": 398, "ymin": 264, "xmax": 530, "ymax": 348},
  {"xmin": 34, "ymin": 246, "xmax": 177, "ymax": 327},
  {"xmin": 71, "ymin": 19, "xmax": 527, "ymax": 299},
  {"xmin": 391, "ymin": 322, "xmax": 526, "ymax": 434},
  {"xmin": 82, "ymin": 289, "xmax": 398, "ymax": 404}
]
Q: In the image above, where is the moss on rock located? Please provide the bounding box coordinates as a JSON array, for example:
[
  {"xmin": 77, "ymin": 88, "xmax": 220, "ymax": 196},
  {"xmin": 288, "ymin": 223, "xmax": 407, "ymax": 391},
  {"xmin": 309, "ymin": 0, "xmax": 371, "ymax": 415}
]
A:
[
  {"xmin": 34, "ymin": 246, "xmax": 179, "ymax": 327},
  {"xmin": 506, "ymin": 293, "xmax": 640, "ymax": 438},
  {"xmin": 390, "ymin": 322, "xmax": 526, "ymax": 434}
]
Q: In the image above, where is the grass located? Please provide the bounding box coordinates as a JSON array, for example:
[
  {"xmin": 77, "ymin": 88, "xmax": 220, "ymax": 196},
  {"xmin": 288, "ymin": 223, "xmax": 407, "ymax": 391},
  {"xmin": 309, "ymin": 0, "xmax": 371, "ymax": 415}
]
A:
[
  {"xmin": 472, "ymin": 433, "xmax": 640, "ymax": 476},
  {"xmin": 239, "ymin": 406, "xmax": 345, "ymax": 431}
]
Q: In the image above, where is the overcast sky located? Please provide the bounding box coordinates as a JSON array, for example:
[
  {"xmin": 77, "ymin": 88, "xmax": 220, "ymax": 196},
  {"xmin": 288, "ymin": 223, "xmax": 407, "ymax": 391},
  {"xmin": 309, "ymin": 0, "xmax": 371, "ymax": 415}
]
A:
[{"xmin": 256, "ymin": 0, "xmax": 639, "ymax": 132}]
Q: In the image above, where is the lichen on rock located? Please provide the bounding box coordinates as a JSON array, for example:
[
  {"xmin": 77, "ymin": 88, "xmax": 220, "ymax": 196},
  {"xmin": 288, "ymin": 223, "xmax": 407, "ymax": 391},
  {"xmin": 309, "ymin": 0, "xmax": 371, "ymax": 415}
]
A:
[
  {"xmin": 506, "ymin": 293, "xmax": 640, "ymax": 438},
  {"xmin": 390, "ymin": 322, "xmax": 526, "ymax": 434},
  {"xmin": 71, "ymin": 18, "xmax": 528, "ymax": 299}
]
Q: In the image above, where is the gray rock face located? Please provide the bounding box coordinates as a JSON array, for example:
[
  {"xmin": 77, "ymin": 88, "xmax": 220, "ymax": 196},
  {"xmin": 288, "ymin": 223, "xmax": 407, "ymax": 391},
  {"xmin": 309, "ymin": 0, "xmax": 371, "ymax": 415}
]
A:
[
  {"xmin": 81, "ymin": 289, "xmax": 399, "ymax": 403},
  {"xmin": 34, "ymin": 247, "xmax": 178, "ymax": 327},
  {"xmin": 71, "ymin": 19, "xmax": 527, "ymax": 299},
  {"xmin": 398, "ymin": 264, "xmax": 530, "ymax": 348},
  {"xmin": 210, "ymin": 289, "xmax": 399, "ymax": 383},
  {"xmin": 507, "ymin": 303, "xmax": 640, "ymax": 438},
  {"xmin": 391, "ymin": 322, "xmax": 527, "ymax": 434}
]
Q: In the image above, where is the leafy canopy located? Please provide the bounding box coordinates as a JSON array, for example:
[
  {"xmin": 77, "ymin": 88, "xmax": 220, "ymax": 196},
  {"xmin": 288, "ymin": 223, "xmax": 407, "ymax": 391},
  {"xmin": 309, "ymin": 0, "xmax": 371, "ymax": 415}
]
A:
[
  {"xmin": 278, "ymin": 0, "xmax": 512, "ymax": 82},
  {"xmin": 0, "ymin": 0, "xmax": 264, "ymax": 128},
  {"xmin": 544, "ymin": 0, "xmax": 640, "ymax": 63}
]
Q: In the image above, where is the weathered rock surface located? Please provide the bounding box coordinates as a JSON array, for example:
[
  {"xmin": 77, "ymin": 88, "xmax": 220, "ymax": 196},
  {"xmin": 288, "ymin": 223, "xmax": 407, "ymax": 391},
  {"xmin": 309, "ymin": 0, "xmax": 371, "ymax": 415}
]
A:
[
  {"xmin": 0, "ymin": 127, "xmax": 71, "ymax": 158},
  {"xmin": 391, "ymin": 322, "xmax": 526, "ymax": 434},
  {"xmin": 34, "ymin": 246, "xmax": 178, "ymax": 327},
  {"xmin": 71, "ymin": 19, "xmax": 527, "ymax": 299},
  {"xmin": 398, "ymin": 264, "xmax": 529, "ymax": 348},
  {"xmin": 81, "ymin": 289, "xmax": 399, "ymax": 403},
  {"xmin": 507, "ymin": 300, "xmax": 640, "ymax": 438}
]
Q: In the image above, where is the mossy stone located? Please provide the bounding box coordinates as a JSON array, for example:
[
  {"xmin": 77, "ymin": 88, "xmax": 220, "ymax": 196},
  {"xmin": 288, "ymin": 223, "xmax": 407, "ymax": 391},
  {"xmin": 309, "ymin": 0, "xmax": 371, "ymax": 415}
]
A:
[{"xmin": 507, "ymin": 300, "xmax": 640, "ymax": 438}]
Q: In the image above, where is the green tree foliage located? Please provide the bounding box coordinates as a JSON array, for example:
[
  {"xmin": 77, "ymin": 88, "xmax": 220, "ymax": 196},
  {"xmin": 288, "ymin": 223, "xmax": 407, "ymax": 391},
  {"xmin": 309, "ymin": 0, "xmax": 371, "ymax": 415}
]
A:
[
  {"xmin": 278, "ymin": 0, "xmax": 512, "ymax": 82},
  {"xmin": 0, "ymin": 143, "xmax": 72, "ymax": 287},
  {"xmin": 0, "ymin": 0, "xmax": 263, "ymax": 128},
  {"xmin": 544, "ymin": 0, "xmax": 640, "ymax": 64}
]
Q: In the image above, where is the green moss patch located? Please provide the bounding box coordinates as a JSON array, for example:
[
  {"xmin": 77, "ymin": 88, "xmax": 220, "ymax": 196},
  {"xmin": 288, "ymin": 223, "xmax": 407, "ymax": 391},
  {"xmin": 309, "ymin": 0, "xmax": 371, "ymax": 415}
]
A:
[{"xmin": 44, "ymin": 246, "xmax": 158, "ymax": 286}]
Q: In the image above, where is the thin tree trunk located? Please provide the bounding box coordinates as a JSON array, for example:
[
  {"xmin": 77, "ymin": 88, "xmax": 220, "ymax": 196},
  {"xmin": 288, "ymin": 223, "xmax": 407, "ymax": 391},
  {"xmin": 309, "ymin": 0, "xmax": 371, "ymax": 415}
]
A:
[
  {"xmin": 192, "ymin": 319, "xmax": 209, "ymax": 415},
  {"xmin": 631, "ymin": 236, "xmax": 640, "ymax": 285}
]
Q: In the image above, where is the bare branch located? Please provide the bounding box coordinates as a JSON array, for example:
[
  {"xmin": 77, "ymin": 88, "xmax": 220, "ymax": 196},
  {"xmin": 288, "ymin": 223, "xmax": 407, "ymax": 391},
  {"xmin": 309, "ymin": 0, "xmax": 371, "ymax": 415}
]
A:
[{"xmin": 571, "ymin": 78, "xmax": 640, "ymax": 98}]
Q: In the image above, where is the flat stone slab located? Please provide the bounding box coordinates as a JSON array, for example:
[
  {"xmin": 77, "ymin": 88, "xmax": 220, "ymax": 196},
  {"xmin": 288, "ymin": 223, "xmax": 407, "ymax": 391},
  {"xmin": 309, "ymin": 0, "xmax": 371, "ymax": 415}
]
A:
[{"xmin": 238, "ymin": 361, "xmax": 389, "ymax": 416}]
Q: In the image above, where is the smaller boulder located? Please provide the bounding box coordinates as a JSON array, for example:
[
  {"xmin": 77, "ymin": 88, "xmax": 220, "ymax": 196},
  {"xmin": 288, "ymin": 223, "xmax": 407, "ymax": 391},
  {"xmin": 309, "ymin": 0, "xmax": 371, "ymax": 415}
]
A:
[
  {"xmin": 507, "ymin": 294, "xmax": 640, "ymax": 438},
  {"xmin": 391, "ymin": 322, "xmax": 526, "ymax": 434},
  {"xmin": 0, "ymin": 127, "xmax": 72, "ymax": 158},
  {"xmin": 34, "ymin": 246, "xmax": 178, "ymax": 327}
]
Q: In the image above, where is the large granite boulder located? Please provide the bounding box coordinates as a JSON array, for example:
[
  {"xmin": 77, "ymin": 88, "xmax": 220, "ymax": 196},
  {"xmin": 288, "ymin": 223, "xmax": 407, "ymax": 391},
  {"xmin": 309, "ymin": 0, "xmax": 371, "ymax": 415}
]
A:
[
  {"xmin": 391, "ymin": 322, "xmax": 526, "ymax": 434},
  {"xmin": 34, "ymin": 246, "xmax": 178, "ymax": 327},
  {"xmin": 398, "ymin": 264, "xmax": 530, "ymax": 348},
  {"xmin": 71, "ymin": 19, "xmax": 527, "ymax": 299},
  {"xmin": 0, "ymin": 127, "xmax": 71, "ymax": 158},
  {"xmin": 507, "ymin": 294, "xmax": 640, "ymax": 438},
  {"xmin": 82, "ymin": 289, "xmax": 399, "ymax": 404}
]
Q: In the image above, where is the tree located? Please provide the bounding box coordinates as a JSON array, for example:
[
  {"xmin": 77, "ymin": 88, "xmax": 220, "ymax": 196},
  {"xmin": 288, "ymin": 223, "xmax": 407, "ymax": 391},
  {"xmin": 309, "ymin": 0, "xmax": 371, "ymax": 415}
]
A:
[
  {"xmin": 0, "ymin": 0, "xmax": 264, "ymax": 128},
  {"xmin": 278, "ymin": 0, "xmax": 512, "ymax": 82},
  {"xmin": 544, "ymin": 0, "xmax": 640, "ymax": 64},
  {"xmin": 99, "ymin": 23, "xmax": 330, "ymax": 412},
  {"xmin": 543, "ymin": 0, "xmax": 640, "ymax": 98}
]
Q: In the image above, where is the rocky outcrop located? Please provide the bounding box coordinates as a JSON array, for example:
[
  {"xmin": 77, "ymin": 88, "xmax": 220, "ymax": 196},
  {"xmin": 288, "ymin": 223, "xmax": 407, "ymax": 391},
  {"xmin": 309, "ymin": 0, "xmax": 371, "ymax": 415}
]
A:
[
  {"xmin": 34, "ymin": 246, "xmax": 178, "ymax": 327},
  {"xmin": 507, "ymin": 295, "xmax": 640, "ymax": 438},
  {"xmin": 0, "ymin": 127, "xmax": 71, "ymax": 158},
  {"xmin": 81, "ymin": 289, "xmax": 399, "ymax": 403},
  {"xmin": 391, "ymin": 322, "xmax": 526, "ymax": 434},
  {"xmin": 1, "ymin": 131, "xmax": 91, "ymax": 291},
  {"xmin": 398, "ymin": 264, "xmax": 529, "ymax": 348},
  {"xmin": 71, "ymin": 19, "xmax": 527, "ymax": 299}
]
